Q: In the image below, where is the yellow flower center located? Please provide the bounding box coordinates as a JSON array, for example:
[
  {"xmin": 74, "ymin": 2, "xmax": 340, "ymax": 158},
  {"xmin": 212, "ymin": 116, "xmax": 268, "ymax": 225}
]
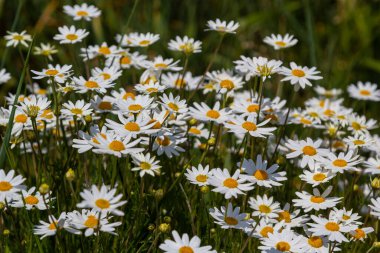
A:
[
  {"xmin": 342, "ymin": 214, "xmax": 350, "ymax": 220},
  {"xmin": 24, "ymin": 195, "xmax": 39, "ymax": 205},
  {"xmin": 308, "ymin": 236, "xmax": 323, "ymax": 248},
  {"xmin": 224, "ymin": 216, "xmax": 238, "ymax": 225},
  {"xmin": 37, "ymin": 89, "xmax": 47, "ymax": 95},
  {"xmin": 333, "ymin": 159, "xmax": 347, "ymax": 167},
  {"xmin": 48, "ymin": 222, "xmax": 58, "ymax": 230},
  {"xmin": 275, "ymin": 41, "xmax": 287, "ymax": 47},
  {"xmin": 85, "ymin": 81, "xmax": 99, "ymax": 88},
  {"xmin": 353, "ymin": 140, "xmax": 365, "ymax": 145},
  {"xmin": 223, "ymin": 178, "xmax": 238, "ymax": 188},
  {"xmin": 98, "ymin": 46, "xmax": 111, "ymax": 55},
  {"xmin": 66, "ymin": 34, "xmax": 78, "ymax": 41},
  {"xmin": 84, "ymin": 215, "xmax": 99, "ymax": 228},
  {"xmin": 276, "ymin": 241, "xmax": 291, "ymax": 252},
  {"xmin": 195, "ymin": 174, "xmax": 208, "ymax": 183},
  {"xmin": 100, "ymin": 73, "xmax": 111, "ymax": 80},
  {"xmin": 310, "ymin": 196, "xmax": 325, "ymax": 203},
  {"xmin": 351, "ymin": 122, "xmax": 362, "ymax": 130},
  {"xmin": 253, "ymin": 170, "xmax": 268, "ymax": 180},
  {"xmin": 189, "ymin": 127, "xmax": 201, "ymax": 135},
  {"xmin": 98, "ymin": 101, "xmax": 112, "ymax": 110},
  {"xmin": 291, "ymin": 69, "xmax": 305, "ymax": 77},
  {"xmin": 325, "ymin": 222, "xmax": 340, "ymax": 231},
  {"xmin": 45, "ymin": 69, "xmax": 59, "ymax": 76},
  {"xmin": 220, "ymin": 79, "xmax": 235, "ymax": 90},
  {"xmin": 353, "ymin": 228, "xmax": 365, "ymax": 239},
  {"xmin": 108, "ymin": 140, "xmax": 125, "ymax": 151},
  {"xmin": 300, "ymin": 117, "xmax": 312, "ymax": 125},
  {"xmin": 259, "ymin": 204, "xmax": 272, "ymax": 213},
  {"xmin": 302, "ymin": 145, "xmax": 317, "ymax": 156},
  {"xmin": 242, "ymin": 121, "xmax": 257, "ymax": 131},
  {"xmin": 124, "ymin": 122, "xmax": 140, "ymax": 132},
  {"xmin": 148, "ymin": 119, "xmax": 161, "ymax": 129},
  {"xmin": 175, "ymin": 79, "xmax": 186, "ymax": 88},
  {"xmin": 156, "ymin": 136, "xmax": 171, "ymax": 146},
  {"xmin": 247, "ymin": 104, "xmax": 259, "ymax": 113},
  {"xmin": 206, "ymin": 110, "xmax": 220, "ymax": 119},
  {"xmin": 154, "ymin": 63, "xmax": 168, "ymax": 69},
  {"xmin": 15, "ymin": 114, "xmax": 28, "ymax": 123},
  {"xmin": 360, "ymin": 89, "xmax": 371, "ymax": 96},
  {"xmin": 123, "ymin": 93, "xmax": 135, "ymax": 100},
  {"xmin": 179, "ymin": 246, "xmax": 194, "ymax": 253},
  {"xmin": 13, "ymin": 35, "xmax": 24, "ymax": 41},
  {"xmin": 313, "ymin": 173, "xmax": 327, "ymax": 182},
  {"xmin": 260, "ymin": 226, "xmax": 274, "ymax": 237},
  {"xmin": 70, "ymin": 108, "xmax": 83, "ymax": 115},
  {"xmin": 139, "ymin": 40, "xmax": 150, "ymax": 46},
  {"xmin": 146, "ymin": 88, "xmax": 158, "ymax": 93},
  {"xmin": 277, "ymin": 211, "xmax": 291, "ymax": 223},
  {"xmin": 0, "ymin": 181, "xmax": 13, "ymax": 191},
  {"xmin": 140, "ymin": 162, "xmax": 151, "ymax": 170},
  {"xmin": 76, "ymin": 10, "xmax": 89, "ymax": 16},
  {"xmin": 95, "ymin": 198, "xmax": 110, "ymax": 209},
  {"xmin": 128, "ymin": 104, "xmax": 143, "ymax": 112},
  {"xmin": 168, "ymin": 102, "xmax": 179, "ymax": 112},
  {"xmin": 121, "ymin": 56, "xmax": 132, "ymax": 65}
]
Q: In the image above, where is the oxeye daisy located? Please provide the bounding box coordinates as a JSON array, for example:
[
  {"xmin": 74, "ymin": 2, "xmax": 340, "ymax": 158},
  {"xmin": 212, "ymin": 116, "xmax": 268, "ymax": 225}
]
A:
[
  {"xmin": 11, "ymin": 186, "xmax": 51, "ymax": 210},
  {"xmin": 263, "ymin": 33, "xmax": 298, "ymax": 50},
  {"xmin": 364, "ymin": 156, "xmax": 380, "ymax": 175},
  {"xmin": 348, "ymin": 81, "xmax": 380, "ymax": 101},
  {"xmin": 238, "ymin": 155, "xmax": 286, "ymax": 187},
  {"xmin": 285, "ymin": 138, "xmax": 328, "ymax": 169},
  {"xmin": 161, "ymin": 72, "xmax": 201, "ymax": 90},
  {"xmin": 81, "ymin": 42, "xmax": 121, "ymax": 60},
  {"xmin": 187, "ymin": 123, "xmax": 209, "ymax": 139},
  {"xmin": 91, "ymin": 66, "xmax": 122, "ymax": 82},
  {"xmin": 168, "ymin": 35, "xmax": 202, "ymax": 54},
  {"xmin": 77, "ymin": 184, "xmax": 127, "ymax": 216},
  {"xmin": 207, "ymin": 70, "xmax": 244, "ymax": 94},
  {"xmin": 63, "ymin": 3, "xmax": 101, "ymax": 21},
  {"xmin": 319, "ymin": 150, "xmax": 361, "ymax": 173},
  {"xmin": 160, "ymin": 93, "xmax": 188, "ymax": 114},
  {"xmin": 0, "ymin": 169, "xmax": 26, "ymax": 202},
  {"xmin": 350, "ymin": 227, "xmax": 374, "ymax": 241},
  {"xmin": 111, "ymin": 50, "xmax": 147, "ymax": 69},
  {"xmin": 131, "ymin": 153, "xmax": 161, "ymax": 177},
  {"xmin": 330, "ymin": 207, "xmax": 362, "ymax": 226},
  {"xmin": 347, "ymin": 115, "xmax": 377, "ymax": 134},
  {"xmin": 53, "ymin": 26, "xmax": 89, "ymax": 44},
  {"xmin": 369, "ymin": 197, "xmax": 380, "ymax": 219},
  {"xmin": 235, "ymin": 56, "xmax": 283, "ymax": 81},
  {"xmin": 293, "ymin": 186, "xmax": 341, "ymax": 213},
  {"xmin": 249, "ymin": 194, "xmax": 281, "ymax": 220},
  {"xmin": 246, "ymin": 219, "xmax": 284, "ymax": 239},
  {"xmin": 343, "ymin": 133, "xmax": 373, "ymax": 149},
  {"xmin": 258, "ymin": 228, "xmax": 304, "ymax": 253},
  {"xmin": 11, "ymin": 107, "xmax": 32, "ymax": 136},
  {"xmin": 90, "ymin": 96, "xmax": 115, "ymax": 113},
  {"xmin": 116, "ymin": 95, "xmax": 154, "ymax": 114},
  {"xmin": 73, "ymin": 76, "xmax": 114, "ymax": 94},
  {"xmin": 300, "ymin": 233, "xmax": 332, "ymax": 253},
  {"xmin": 33, "ymin": 43, "xmax": 58, "ymax": 61},
  {"xmin": 67, "ymin": 209, "xmax": 122, "ymax": 237},
  {"xmin": 205, "ymin": 19, "xmax": 239, "ymax": 34},
  {"xmin": 0, "ymin": 68, "xmax": 11, "ymax": 84},
  {"xmin": 135, "ymin": 81, "xmax": 166, "ymax": 95},
  {"xmin": 61, "ymin": 100, "xmax": 93, "ymax": 119},
  {"xmin": 106, "ymin": 112, "xmax": 157, "ymax": 138},
  {"xmin": 280, "ymin": 62, "xmax": 322, "ymax": 90},
  {"xmin": 143, "ymin": 56, "xmax": 182, "ymax": 72},
  {"xmin": 209, "ymin": 168, "xmax": 253, "ymax": 199},
  {"xmin": 128, "ymin": 32, "xmax": 160, "ymax": 47},
  {"xmin": 31, "ymin": 64, "xmax": 72, "ymax": 83},
  {"xmin": 185, "ymin": 164, "xmax": 213, "ymax": 186},
  {"xmin": 92, "ymin": 132, "xmax": 143, "ymax": 157},
  {"xmin": 308, "ymin": 214, "xmax": 357, "ymax": 243},
  {"xmin": 231, "ymin": 96, "xmax": 268, "ymax": 117},
  {"xmin": 299, "ymin": 167, "xmax": 335, "ymax": 187},
  {"xmin": 225, "ymin": 115, "xmax": 276, "ymax": 139},
  {"xmin": 159, "ymin": 230, "xmax": 217, "ymax": 253},
  {"xmin": 189, "ymin": 101, "xmax": 229, "ymax": 124},
  {"xmin": 209, "ymin": 203, "xmax": 250, "ymax": 229},
  {"xmin": 276, "ymin": 204, "xmax": 309, "ymax": 228},
  {"xmin": 19, "ymin": 95, "xmax": 51, "ymax": 118},
  {"xmin": 151, "ymin": 132, "xmax": 186, "ymax": 158},
  {"xmin": 34, "ymin": 213, "xmax": 79, "ymax": 239},
  {"xmin": 4, "ymin": 30, "xmax": 32, "ymax": 47}
]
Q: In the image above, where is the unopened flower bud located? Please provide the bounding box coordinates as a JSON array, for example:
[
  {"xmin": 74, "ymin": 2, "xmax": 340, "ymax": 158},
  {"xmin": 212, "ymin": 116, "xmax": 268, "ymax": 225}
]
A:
[
  {"xmin": 189, "ymin": 118, "xmax": 197, "ymax": 125},
  {"xmin": 208, "ymin": 137, "xmax": 216, "ymax": 146},
  {"xmin": 175, "ymin": 172, "xmax": 181, "ymax": 178},
  {"xmin": 65, "ymin": 168, "xmax": 75, "ymax": 181},
  {"xmin": 3, "ymin": 229, "xmax": 10, "ymax": 236},
  {"xmin": 158, "ymin": 223, "xmax": 171, "ymax": 233},
  {"xmin": 147, "ymin": 224, "xmax": 155, "ymax": 231},
  {"xmin": 0, "ymin": 202, "xmax": 5, "ymax": 209},
  {"xmin": 163, "ymin": 216, "xmax": 171, "ymax": 223},
  {"xmin": 373, "ymin": 241, "xmax": 380, "ymax": 248},
  {"xmin": 372, "ymin": 178, "xmax": 380, "ymax": 189},
  {"xmin": 200, "ymin": 185, "xmax": 209, "ymax": 193},
  {"xmin": 39, "ymin": 183, "xmax": 50, "ymax": 195},
  {"xmin": 84, "ymin": 115, "xmax": 92, "ymax": 123},
  {"xmin": 153, "ymin": 189, "xmax": 164, "ymax": 200}
]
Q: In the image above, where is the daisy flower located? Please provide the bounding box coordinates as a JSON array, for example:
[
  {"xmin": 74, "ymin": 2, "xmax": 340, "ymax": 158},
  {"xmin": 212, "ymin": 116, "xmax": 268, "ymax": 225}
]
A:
[
  {"xmin": 300, "ymin": 234, "xmax": 332, "ymax": 253},
  {"xmin": 308, "ymin": 214, "xmax": 357, "ymax": 243},
  {"xmin": 159, "ymin": 230, "xmax": 216, "ymax": 253},
  {"xmin": 91, "ymin": 66, "xmax": 122, "ymax": 82},
  {"xmin": 135, "ymin": 81, "xmax": 166, "ymax": 95},
  {"xmin": 34, "ymin": 213, "xmax": 79, "ymax": 239},
  {"xmin": 67, "ymin": 209, "xmax": 122, "ymax": 237},
  {"xmin": 168, "ymin": 35, "xmax": 202, "ymax": 54},
  {"xmin": 92, "ymin": 132, "xmax": 143, "ymax": 157},
  {"xmin": 11, "ymin": 186, "xmax": 51, "ymax": 210},
  {"xmin": 319, "ymin": 150, "xmax": 361, "ymax": 173},
  {"xmin": 189, "ymin": 101, "xmax": 229, "ymax": 124},
  {"xmin": 73, "ymin": 76, "xmax": 114, "ymax": 94},
  {"xmin": 31, "ymin": 64, "xmax": 72, "ymax": 84},
  {"xmin": 187, "ymin": 123, "xmax": 209, "ymax": 139},
  {"xmin": 185, "ymin": 164, "xmax": 213, "ymax": 186},
  {"xmin": 347, "ymin": 115, "xmax": 377, "ymax": 134},
  {"xmin": 4, "ymin": 30, "xmax": 32, "ymax": 47},
  {"xmin": 90, "ymin": 96, "xmax": 115, "ymax": 113},
  {"xmin": 207, "ymin": 69, "xmax": 244, "ymax": 94},
  {"xmin": 33, "ymin": 43, "xmax": 58, "ymax": 61},
  {"xmin": 0, "ymin": 169, "xmax": 25, "ymax": 202},
  {"xmin": 152, "ymin": 132, "xmax": 186, "ymax": 158},
  {"xmin": 330, "ymin": 207, "xmax": 362, "ymax": 226},
  {"xmin": 161, "ymin": 72, "xmax": 201, "ymax": 90},
  {"xmin": 225, "ymin": 115, "xmax": 276, "ymax": 138},
  {"xmin": 246, "ymin": 219, "xmax": 284, "ymax": 239},
  {"xmin": 285, "ymin": 138, "xmax": 328, "ymax": 169},
  {"xmin": 116, "ymin": 95, "xmax": 154, "ymax": 114},
  {"xmin": 369, "ymin": 197, "xmax": 380, "ymax": 219},
  {"xmin": 276, "ymin": 204, "xmax": 309, "ymax": 228},
  {"xmin": 112, "ymin": 50, "xmax": 147, "ymax": 69},
  {"xmin": 234, "ymin": 56, "xmax": 282, "ymax": 81},
  {"xmin": 131, "ymin": 153, "xmax": 161, "ymax": 177},
  {"xmin": 209, "ymin": 168, "xmax": 253, "ymax": 199},
  {"xmin": 81, "ymin": 42, "xmax": 121, "ymax": 60},
  {"xmin": 249, "ymin": 194, "xmax": 281, "ymax": 220},
  {"xmin": 53, "ymin": 26, "xmax": 89, "ymax": 44},
  {"xmin": 238, "ymin": 155, "xmax": 286, "ymax": 187},
  {"xmin": 20, "ymin": 95, "xmax": 51, "ymax": 118},
  {"xmin": 343, "ymin": 133, "xmax": 373, "ymax": 149},
  {"xmin": 263, "ymin": 33, "xmax": 298, "ymax": 50},
  {"xmin": 230, "ymin": 96, "xmax": 264, "ymax": 116},
  {"xmin": 63, "ymin": 3, "xmax": 101, "ymax": 21},
  {"xmin": 364, "ymin": 156, "xmax": 380, "ymax": 175},
  {"xmin": 128, "ymin": 32, "xmax": 160, "ymax": 47},
  {"xmin": 106, "ymin": 112, "xmax": 156, "ymax": 138},
  {"xmin": 209, "ymin": 203, "xmax": 250, "ymax": 230},
  {"xmin": 348, "ymin": 81, "xmax": 380, "ymax": 101},
  {"xmin": 77, "ymin": 184, "xmax": 127, "ymax": 216},
  {"xmin": 160, "ymin": 93, "xmax": 188, "ymax": 114},
  {"xmin": 280, "ymin": 62, "xmax": 323, "ymax": 90},
  {"xmin": 205, "ymin": 19, "xmax": 239, "ymax": 34},
  {"xmin": 143, "ymin": 56, "xmax": 182, "ymax": 72},
  {"xmin": 350, "ymin": 227, "xmax": 374, "ymax": 241},
  {"xmin": 299, "ymin": 167, "xmax": 335, "ymax": 187},
  {"xmin": 61, "ymin": 100, "xmax": 93, "ymax": 119},
  {"xmin": 258, "ymin": 228, "xmax": 304, "ymax": 253},
  {"xmin": 0, "ymin": 69, "xmax": 11, "ymax": 84},
  {"xmin": 293, "ymin": 187, "xmax": 341, "ymax": 213}
]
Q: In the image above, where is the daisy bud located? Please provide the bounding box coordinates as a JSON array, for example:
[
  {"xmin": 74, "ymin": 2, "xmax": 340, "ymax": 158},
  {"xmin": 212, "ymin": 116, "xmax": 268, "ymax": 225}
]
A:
[
  {"xmin": 353, "ymin": 184, "xmax": 359, "ymax": 191},
  {"xmin": 175, "ymin": 172, "xmax": 181, "ymax": 178},
  {"xmin": 208, "ymin": 137, "xmax": 216, "ymax": 146},
  {"xmin": 3, "ymin": 229, "xmax": 10, "ymax": 236},
  {"xmin": 373, "ymin": 242, "xmax": 380, "ymax": 248},
  {"xmin": 0, "ymin": 202, "xmax": 5, "ymax": 209},
  {"xmin": 147, "ymin": 224, "xmax": 155, "ymax": 231},
  {"xmin": 198, "ymin": 143, "xmax": 207, "ymax": 150},
  {"xmin": 372, "ymin": 178, "xmax": 380, "ymax": 189},
  {"xmin": 65, "ymin": 168, "xmax": 76, "ymax": 181},
  {"xmin": 189, "ymin": 118, "xmax": 197, "ymax": 125},
  {"xmin": 162, "ymin": 209, "xmax": 167, "ymax": 215},
  {"xmin": 84, "ymin": 115, "xmax": 92, "ymax": 123},
  {"xmin": 200, "ymin": 185, "xmax": 209, "ymax": 193},
  {"xmin": 210, "ymin": 228, "xmax": 216, "ymax": 234},
  {"xmin": 153, "ymin": 189, "xmax": 164, "ymax": 200},
  {"xmin": 163, "ymin": 216, "xmax": 171, "ymax": 223},
  {"xmin": 158, "ymin": 223, "xmax": 171, "ymax": 233},
  {"xmin": 39, "ymin": 183, "xmax": 50, "ymax": 195}
]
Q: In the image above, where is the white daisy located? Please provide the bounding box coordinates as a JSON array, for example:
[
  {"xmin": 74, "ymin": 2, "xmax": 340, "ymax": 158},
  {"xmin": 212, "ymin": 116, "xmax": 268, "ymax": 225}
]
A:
[
  {"xmin": 263, "ymin": 33, "xmax": 298, "ymax": 50},
  {"xmin": 209, "ymin": 203, "xmax": 250, "ymax": 229},
  {"xmin": 131, "ymin": 153, "xmax": 161, "ymax": 177},
  {"xmin": 280, "ymin": 62, "xmax": 323, "ymax": 90},
  {"xmin": 293, "ymin": 187, "xmax": 341, "ymax": 213}
]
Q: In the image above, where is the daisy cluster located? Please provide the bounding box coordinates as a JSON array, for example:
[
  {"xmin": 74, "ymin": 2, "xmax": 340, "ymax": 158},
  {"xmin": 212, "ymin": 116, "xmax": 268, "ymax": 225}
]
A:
[{"xmin": 1, "ymin": 1, "xmax": 380, "ymax": 252}]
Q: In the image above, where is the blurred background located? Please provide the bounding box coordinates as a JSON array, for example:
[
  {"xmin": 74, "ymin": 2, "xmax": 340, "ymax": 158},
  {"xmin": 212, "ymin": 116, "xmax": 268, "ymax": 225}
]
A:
[{"xmin": 1, "ymin": 0, "xmax": 380, "ymax": 99}]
